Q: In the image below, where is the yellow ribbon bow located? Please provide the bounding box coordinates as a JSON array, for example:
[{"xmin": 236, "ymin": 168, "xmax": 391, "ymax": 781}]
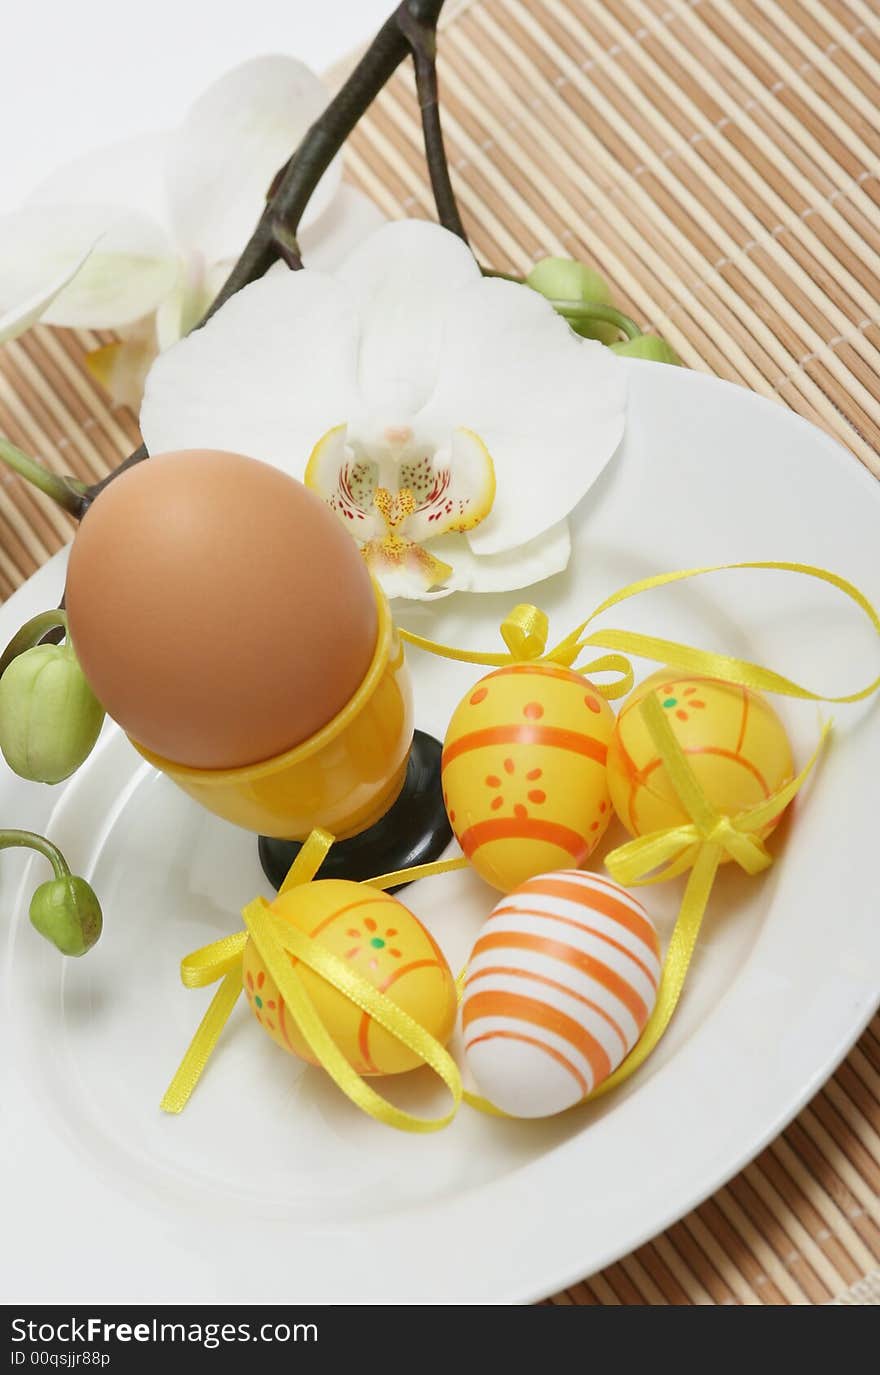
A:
[
  {"xmin": 400, "ymin": 601, "xmax": 635, "ymax": 699},
  {"xmin": 400, "ymin": 560, "xmax": 880, "ymax": 707},
  {"xmin": 587, "ymin": 697, "xmax": 831, "ymax": 1101},
  {"xmin": 162, "ymin": 830, "xmax": 466, "ymax": 1131},
  {"xmin": 164, "ymin": 559, "xmax": 878, "ymax": 1126}
]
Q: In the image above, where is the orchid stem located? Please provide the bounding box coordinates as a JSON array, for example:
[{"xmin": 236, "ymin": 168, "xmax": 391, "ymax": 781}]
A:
[
  {"xmin": 0, "ymin": 830, "xmax": 70, "ymax": 880},
  {"xmin": 481, "ymin": 272, "xmax": 643, "ymax": 340},
  {"xmin": 83, "ymin": 443, "xmax": 146, "ymax": 509},
  {"xmin": 0, "ymin": 610, "xmax": 68, "ymax": 678},
  {"xmin": 399, "ymin": 5, "xmax": 468, "ymax": 241},
  {"xmin": 204, "ymin": 0, "xmax": 450, "ymax": 322},
  {"xmin": 78, "ymin": 0, "xmax": 452, "ymax": 515},
  {"xmin": 272, "ymin": 221, "xmax": 303, "ymax": 271},
  {"xmin": 550, "ymin": 300, "xmax": 642, "ymax": 341},
  {"xmin": 0, "ymin": 438, "xmax": 86, "ymax": 516}
]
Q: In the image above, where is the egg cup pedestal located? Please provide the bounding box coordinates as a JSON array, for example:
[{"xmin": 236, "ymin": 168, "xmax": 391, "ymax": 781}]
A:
[
  {"xmin": 132, "ymin": 586, "xmax": 452, "ymax": 891},
  {"xmin": 258, "ymin": 727, "xmax": 450, "ymax": 891}
]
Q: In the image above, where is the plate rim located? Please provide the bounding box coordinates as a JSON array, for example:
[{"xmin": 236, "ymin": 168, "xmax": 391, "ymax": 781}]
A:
[{"xmin": 2, "ymin": 359, "xmax": 879, "ymax": 1305}]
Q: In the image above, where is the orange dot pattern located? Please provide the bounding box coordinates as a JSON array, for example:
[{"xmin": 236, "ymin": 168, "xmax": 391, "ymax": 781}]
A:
[{"xmin": 442, "ymin": 662, "xmax": 617, "ymax": 891}]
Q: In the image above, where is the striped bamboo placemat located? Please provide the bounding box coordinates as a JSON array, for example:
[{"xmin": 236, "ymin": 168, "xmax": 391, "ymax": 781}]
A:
[{"xmin": 1, "ymin": 0, "xmax": 878, "ymax": 1306}]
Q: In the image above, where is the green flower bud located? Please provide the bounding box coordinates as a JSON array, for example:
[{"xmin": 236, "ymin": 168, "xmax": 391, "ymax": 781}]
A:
[
  {"xmin": 29, "ymin": 874, "xmax": 103, "ymax": 956},
  {"xmin": 526, "ymin": 256, "xmax": 618, "ymax": 343},
  {"xmin": 0, "ymin": 642, "xmax": 104, "ymax": 784},
  {"xmin": 611, "ymin": 334, "xmax": 682, "ymax": 365}
]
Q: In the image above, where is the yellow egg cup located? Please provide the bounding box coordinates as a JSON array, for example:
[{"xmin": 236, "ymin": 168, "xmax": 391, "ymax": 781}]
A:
[{"xmin": 131, "ymin": 583, "xmax": 414, "ymax": 841}]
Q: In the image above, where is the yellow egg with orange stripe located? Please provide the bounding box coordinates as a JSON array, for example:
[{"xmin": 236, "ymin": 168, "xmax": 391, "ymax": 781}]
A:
[
  {"xmin": 441, "ymin": 662, "xmax": 616, "ymax": 891},
  {"xmin": 607, "ymin": 670, "xmax": 795, "ymax": 864},
  {"xmin": 462, "ymin": 869, "xmax": 661, "ymax": 1117},
  {"xmin": 241, "ymin": 880, "xmax": 457, "ymax": 1075}
]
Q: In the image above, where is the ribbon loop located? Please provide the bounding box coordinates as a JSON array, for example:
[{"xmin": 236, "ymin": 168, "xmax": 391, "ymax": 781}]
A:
[
  {"xmin": 592, "ymin": 692, "xmax": 830, "ymax": 1105},
  {"xmin": 703, "ymin": 815, "xmax": 737, "ymax": 848},
  {"xmin": 401, "ymin": 560, "xmax": 879, "ymax": 711},
  {"xmin": 162, "ymin": 832, "xmax": 464, "ymax": 1130},
  {"xmin": 574, "ymin": 653, "xmax": 634, "ymax": 700},
  {"xmin": 703, "ymin": 816, "xmax": 772, "ymax": 873},
  {"xmin": 606, "ymin": 826, "xmax": 698, "ymax": 885},
  {"xmin": 244, "ymin": 898, "xmax": 461, "ymax": 1132},
  {"xmin": 179, "ymin": 931, "xmax": 248, "ymax": 988},
  {"xmin": 500, "ymin": 604, "xmax": 549, "ymax": 660}
]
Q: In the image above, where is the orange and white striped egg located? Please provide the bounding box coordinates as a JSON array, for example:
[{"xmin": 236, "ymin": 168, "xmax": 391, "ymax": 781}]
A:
[
  {"xmin": 241, "ymin": 879, "xmax": 457, "ymax": 1076},
  {"xmin": 461, "ymin": 869, "xmax": 661, "ymax": 1117},
  {"xmin": 441, "ymin": 662, "xmax": 616, "ymax": 891}
]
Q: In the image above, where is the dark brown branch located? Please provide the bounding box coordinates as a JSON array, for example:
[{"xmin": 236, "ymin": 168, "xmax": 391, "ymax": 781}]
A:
[
  {"xmin": 84, "ymin": 443, "xmax": 147, "ymax": 506},
  {"xmin": 76, "ymin": 0, "xmax": 451, "ymax": 518},
  {"xmin": 399, "ymin": 6, "xmax": 467, "ymax": 241},
  {"xmin": 204, "ymin": 0, "xmax": 449, "ymax": 323}
]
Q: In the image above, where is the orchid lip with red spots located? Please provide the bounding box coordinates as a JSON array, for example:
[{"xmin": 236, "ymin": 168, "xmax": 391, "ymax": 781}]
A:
[{"xmin": 139, "ymin": 220, "xmax": 627, "ymax": 599}]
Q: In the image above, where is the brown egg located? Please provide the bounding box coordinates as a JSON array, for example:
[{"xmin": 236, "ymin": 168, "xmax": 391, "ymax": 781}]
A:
[{"xmin": 66, "ymin": 449, "xmax": 378, "ymax": 769}]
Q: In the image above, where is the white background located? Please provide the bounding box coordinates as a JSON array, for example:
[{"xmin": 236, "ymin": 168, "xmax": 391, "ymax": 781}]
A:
[{"xmin": 0, "ymin": 0, "xmax": 393, "ymax": 211}]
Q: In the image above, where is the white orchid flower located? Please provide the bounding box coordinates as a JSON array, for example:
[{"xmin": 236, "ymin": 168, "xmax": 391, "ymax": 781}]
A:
[
  {"xmin": 140, "ymin": 220, "xmax": 627, "ymax": 599},
  {"xmin": 0, "ymin": 56, "xmax": 384, "ymax": 406}
]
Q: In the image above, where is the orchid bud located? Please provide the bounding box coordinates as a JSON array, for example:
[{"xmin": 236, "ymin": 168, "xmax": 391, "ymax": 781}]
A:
[
  {"xmin": 0, "ymin": 642, "xmax": 104, "ymax": 783},
  {"xmin": 526, "ymin": 256, "xmax": 618, "ymax": 343},
  {"xmin": 611, "ymin": 334, "xmax": 682, "ymax": 365},
  {"xmin": 29, "ymin": 874, "xmax": 103, "ymax": 956}
]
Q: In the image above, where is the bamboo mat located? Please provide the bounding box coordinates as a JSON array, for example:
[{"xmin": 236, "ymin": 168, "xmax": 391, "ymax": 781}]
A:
[{"xmin": 1, "ymin": 0, "xmax": 879, "ymax": 1307}]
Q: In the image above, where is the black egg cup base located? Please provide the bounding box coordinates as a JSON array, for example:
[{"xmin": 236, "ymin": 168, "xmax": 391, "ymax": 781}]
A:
[{"xmin": 257, "ymin": 729, "xmax": 453, "ymax": 894}]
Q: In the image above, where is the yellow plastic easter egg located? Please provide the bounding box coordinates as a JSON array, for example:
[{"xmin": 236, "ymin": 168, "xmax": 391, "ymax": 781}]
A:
[
  {"xmin": 241, "ymin": 880, "xmax": 456, "ymax": 1075},
  {"xmin": 441, "ymin": 663, "xmax": 616, "ymax": 891},
  {"xmin": 607, "ymin": 671, "xmax": 795, "ymax": 862}
]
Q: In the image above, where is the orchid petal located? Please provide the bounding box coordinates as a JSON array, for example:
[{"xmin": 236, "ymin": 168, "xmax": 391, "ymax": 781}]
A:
[
  {"xmin": 419, "ymin": 279, "xmax": 626, "ymax": 555},
  {"xmin": 402, "ymin": 427, "xmax": 495, "ymax": 542},
  {"xmin": 27, "ymin": 133, "xmax": 172, "ymax": 235},
  {"xmin": 140, "ymin": 268, "xmax": 360, "ymax": 472},
  {"xmin": 298, "ymin": 184, "xmax": 386, "ymax": 271},
  {"xmin": 426, "ymin": 519, "xmax": 572, "ymax": 595},
  {"xmin": 138, "ymin": 220, "xmax": 625, "ymax": 602},
  {"xmin": 154, "ymin": 273, "xmax": 215, "ymax": 351},
  {"xmin": 0, "ymin": 204, "xmax": 177, "ymax": 335},
  {"xmin": 85, "ymin": 319, "xmax": 158, "ymax": 410},
  {"xmin": 192, "ymin": 184, "xmax": 384, "ymax": 329},
  {"xmin": 155, "ymin": 255, "xmax": 248, "ymax": 350},
  {"xmin": 0, "ymin": 207, "xmax": 98, "ymax": 342},
  {"xmin": 166, "ymin": 56, "xmax": 340, "ymax": 265},
  {"xmin": 361, "ymin": 535, "xmax": 453, "ymax": 600},
  {"xmin": 337, "ymin": 219, "xmax": 481, "ymax": 417},
  {"xmin": 305, "ymin": 423, "xmax": 384, "ymax": 540},
  {"xmin": 38, "ymin": 208, "xmax": 179, "ymax": 330},
  {"xmin": 154, "ymin": 287, "xmax": 189, "ymax": 352}
]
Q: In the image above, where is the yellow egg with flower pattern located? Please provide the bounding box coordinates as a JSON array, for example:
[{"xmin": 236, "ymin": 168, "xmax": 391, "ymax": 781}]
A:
[
  {"xmin": 607, "ymin": 671, "xmax": 795, "ymax": 865},
  {"xmin": 241, "ymin": 880, "xmax": 456, "ymax": 1075},
  {"xmin": 441, "ymin": 662, "xmax": 616, "ymax": 891}
]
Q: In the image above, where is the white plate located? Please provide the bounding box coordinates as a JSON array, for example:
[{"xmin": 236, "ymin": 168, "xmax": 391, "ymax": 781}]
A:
[{"xmin": 1, "ymin": 360, "xmax": 878, "ymax": 1305}]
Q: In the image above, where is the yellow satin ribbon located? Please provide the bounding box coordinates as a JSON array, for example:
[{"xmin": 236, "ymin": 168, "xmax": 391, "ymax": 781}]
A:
[
  {"xmin": 162, "ymin": 834, "xmax": 465, "ymax": 1130},
  {"xmin": 164, "ymin": 559, "xmax": 878, "ymax": 1126},
  {"xmin": 400, "ymin": 560, "xmax": 880, "ymax": 706},
  {"xmin": 456, "ymin": 702, "xmax": 830, "ymax": 1120},
  {"xmin": 240, "ymin": 899, "xmax": 461, "ymax": 1132},
  {"xmin": 365, "ymin": 855, "xmax": 470, "ymax": 890},
  {"xmin": 400, "ymin": 602, "xmax": 635, "ymax": 700},
  {"xmin": 588, "ymin": 697, "xmax": 831, "ymax": 1099}
]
